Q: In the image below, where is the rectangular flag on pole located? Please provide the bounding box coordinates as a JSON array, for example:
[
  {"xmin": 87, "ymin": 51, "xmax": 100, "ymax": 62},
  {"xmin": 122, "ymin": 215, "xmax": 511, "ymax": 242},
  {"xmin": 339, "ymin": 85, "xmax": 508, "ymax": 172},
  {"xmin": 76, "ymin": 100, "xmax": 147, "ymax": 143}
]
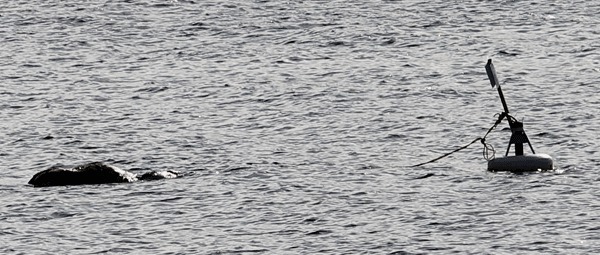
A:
[{"xmin": 485, "ymin": 59, "xmax": 499, "ymax": 88}]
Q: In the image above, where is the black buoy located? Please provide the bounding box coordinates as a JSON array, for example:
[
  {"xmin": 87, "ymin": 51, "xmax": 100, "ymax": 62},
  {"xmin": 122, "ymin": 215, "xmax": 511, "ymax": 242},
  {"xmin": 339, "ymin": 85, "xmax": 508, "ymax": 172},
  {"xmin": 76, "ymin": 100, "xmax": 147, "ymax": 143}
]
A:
[{"xmin": 484, "ymin": 59, "xmax": 554, "ymax": 172}]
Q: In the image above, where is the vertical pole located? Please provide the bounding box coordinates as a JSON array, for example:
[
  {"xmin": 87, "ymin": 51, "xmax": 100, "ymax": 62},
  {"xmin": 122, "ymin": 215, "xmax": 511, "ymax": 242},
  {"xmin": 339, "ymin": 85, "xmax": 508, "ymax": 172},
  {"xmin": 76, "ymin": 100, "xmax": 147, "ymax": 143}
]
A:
[
  {"xmin": 496, "ymin": 85, "xmax": 510, "ymax": 114},
  {"xmin": 514, "ymin": 123, "xmax": 524, "ymax": 156}
]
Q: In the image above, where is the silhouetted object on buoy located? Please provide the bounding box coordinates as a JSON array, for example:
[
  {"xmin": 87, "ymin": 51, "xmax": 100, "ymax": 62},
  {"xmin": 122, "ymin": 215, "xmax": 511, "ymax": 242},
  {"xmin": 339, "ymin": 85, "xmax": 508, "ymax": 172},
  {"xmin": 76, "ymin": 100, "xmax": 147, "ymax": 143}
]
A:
[
  {"xmin": 484, "ymin": 59, "xmax": 554, "ymax": 172},
  {"xmin": 28, "ymin": 162, "xmax": 180, "ymax": 187}
]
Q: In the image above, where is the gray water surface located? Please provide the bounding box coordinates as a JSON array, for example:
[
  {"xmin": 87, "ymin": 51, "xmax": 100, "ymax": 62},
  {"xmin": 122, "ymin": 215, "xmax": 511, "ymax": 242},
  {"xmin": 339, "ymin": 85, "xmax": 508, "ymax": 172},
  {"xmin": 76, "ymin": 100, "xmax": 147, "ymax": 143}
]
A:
[{"xmin": 1, "ymin": 1, "xmax": 599, "ymax": 254}]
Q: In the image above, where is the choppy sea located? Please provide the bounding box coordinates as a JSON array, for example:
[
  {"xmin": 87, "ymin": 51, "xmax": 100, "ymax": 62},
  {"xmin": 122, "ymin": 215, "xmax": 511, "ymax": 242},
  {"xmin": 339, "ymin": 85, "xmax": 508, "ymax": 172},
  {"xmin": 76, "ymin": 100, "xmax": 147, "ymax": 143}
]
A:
[{"xmin": 1, "ymin": 1, "xmax": 599, "ymax": 254}]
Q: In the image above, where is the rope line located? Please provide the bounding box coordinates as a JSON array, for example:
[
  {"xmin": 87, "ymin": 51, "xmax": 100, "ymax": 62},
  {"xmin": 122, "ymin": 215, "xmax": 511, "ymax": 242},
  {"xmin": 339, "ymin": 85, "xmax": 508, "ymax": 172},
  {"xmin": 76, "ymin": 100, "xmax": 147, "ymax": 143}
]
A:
[
  {"xmin": 411, "ymin": 114, "xmax": 504, "ymax": 167},
  {"xmin": 411, "ymin": 138, "xmax": 482, "ymax": 167}
]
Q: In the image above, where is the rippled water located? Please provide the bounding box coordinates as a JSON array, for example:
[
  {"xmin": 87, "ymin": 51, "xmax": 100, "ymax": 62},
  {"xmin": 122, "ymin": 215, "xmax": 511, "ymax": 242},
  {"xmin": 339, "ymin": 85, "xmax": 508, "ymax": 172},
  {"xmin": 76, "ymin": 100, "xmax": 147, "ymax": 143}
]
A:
[{"xmin": 1, "ymin": 1, "xmax": 599, "ymax": 254}]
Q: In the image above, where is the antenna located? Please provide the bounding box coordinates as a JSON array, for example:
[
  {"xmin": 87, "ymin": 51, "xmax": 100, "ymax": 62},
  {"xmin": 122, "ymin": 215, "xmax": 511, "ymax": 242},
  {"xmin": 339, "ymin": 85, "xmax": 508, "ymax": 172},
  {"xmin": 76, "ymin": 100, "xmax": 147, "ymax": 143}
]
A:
[{"xmin": 484, "ymin": 59, "xmax": 535, "ymax": 156}]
